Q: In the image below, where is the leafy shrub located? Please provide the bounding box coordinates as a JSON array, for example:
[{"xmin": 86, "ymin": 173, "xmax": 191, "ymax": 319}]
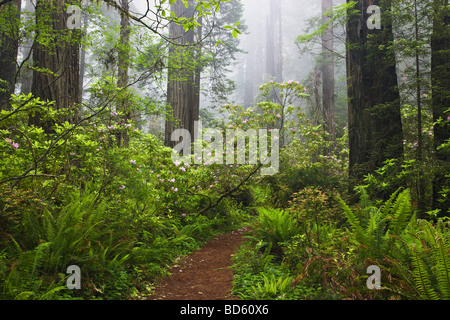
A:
[
  {"xmin": 248, "ymin": 207, "xmax": 301, "ymax": 257},
  {"xmin": 250, "ymin": 274, "xmax": 295, "ymax": 300},
  {"xmin": 337, "ymin": 187, "xmax": 416, "ymax": 260},
  {"xmin": 393, "ymin": 220, "xmax": 450, "ymax": 300},
  {"xmin": 231, "ymin": 240, "xmax": 321, "ymax": 300}
]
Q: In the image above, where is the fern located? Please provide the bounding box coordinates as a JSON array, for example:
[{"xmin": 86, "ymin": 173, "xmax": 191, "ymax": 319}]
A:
[
  {"xmin": 2, "ymin": 241, "xmax": 52, "ymax": 299},
  {"xmin": 389, "ymin": 190, "xmax": 413, "ymax": 237},
  {"xmin": 435, "ymin": 236, "xmax": 450, "ymax": 300},
  {"xmin": 338, "ymin": 188, "xmax": 415, "ymax": 260},
  {"xmin": 410, "ymin": 245, "xmax": 439, "ymax": 300},
  {"xmin": 41, "ymin": 192, "xmax": 108, "ymax": 274},
  {"xmin": 252, "ymin": 208, "xmax": 301, "ymax": 256},
  {"xmin": 251, "ymin": 274, "xmax": 294, "ymax": 300},
  {"xmin": 337, "ymin": 195, "xmax": 364, "ymax": 243},
  {"xmin": 411, "ymin": 220, "xmax": 450, "ymax": 300}
]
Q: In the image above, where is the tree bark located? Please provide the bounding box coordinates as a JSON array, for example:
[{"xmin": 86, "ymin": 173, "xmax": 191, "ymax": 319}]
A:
[
  {"xmin": 17, "ymin": 0, "xmax": 34, "ymax": 96},
  {"xmin": 414, "ymin": 0, "xmax": 426, "ymax": 214},
  {"xmin": 431, "ymin": 0, "xmax": 450, "ymax": 214},
  {"xmin": 116, "ymin": 0, "xmax": 131, "ymax": 147},
  {"xmin": 346, "ymin": 0, "xmax": 403, "ymax": 181},
  {"xmin": 321, "ymin": 0, "xmax": 336, "ymax": 144},
  {"xmin": 192, "ymin": 14, "xmax": 202, "ymax": 128},
  {"xmin": 30, "ymin": 0, "xmax": 81, "ymax": 130},
  {"xmin": 266, "ymin": 0, "xmax": 282, "ymax": 83},
  {"xmin": 0, "ymin": 0, "xmax": 21, "ymax": 111},
  {"xmin": 164, "ymin": 0, "xmax": 196, "ymax": 148}
]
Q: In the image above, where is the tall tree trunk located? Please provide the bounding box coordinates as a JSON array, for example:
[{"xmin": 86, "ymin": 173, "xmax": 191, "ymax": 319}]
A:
[
  {"xmin": 266, "ymin": 0, "xmax": 283, "ymax": 143},
  {"xmin": 79, "ymin": 6, "xmax": 90, "ymax": 102},
  {"xmin": 321, "ymin": 0, "xmax": 336, "ymax": 144},
  {"xmin": 164, "ymin": 0, "xmax": 196, "ymax": 148},
  {"xmin": 0, "ymin": 0, "xmax": 21, "ymax": 111},
  {"xmin": 244, "ymin": 21, "xmax": 263, "ymax": 108},
  {"xmin": 414, "ymin": 0, "xmax": 426, "ymax": 214},
  {"xmin": 243, "ymin": 47, "xmax": 255, "ymax": 108},
  {"xmin": 192, "ymin": 15, "xmax": 202, "ymax": 129},
  {"xmin": 30, "ymin": 0, "xmax": 81, "ymax": 130},
  {"xmin": 266, "ymin": 0, "xmax": 282, "ymax": 83},
  {"xmin": 17, "ymin": 0, "xmax": 34, "ymax": 96},
  {"xmin": 116, "ymin": 0, "xmax": 131, "ymax": 147},
  {"xmin": 346, "ymin": 0, "xmax": 403, "ymax": 184},
  {"xmin": 312, "ymin": 67, "xmax": 322, "ymax": 125},
  {"xmin": 431, "ymin": 0, "xmax": 450, "ymax": 214}
]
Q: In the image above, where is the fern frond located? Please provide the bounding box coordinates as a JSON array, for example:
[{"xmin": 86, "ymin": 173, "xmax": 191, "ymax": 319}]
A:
[
  {"xmin": 30, "ymin": 242, "xmax": 51, "ymax": 279},
  {"xmin": 337, "ymin": 196, "xmax": 364, "ymax": 242},
  {"xmin": 411, "ymin": 246, "xmax": 439, "ymax": 300},
  {"xmin": 379, "ymin": 188, "xmax": 402, "ymax": 220},
  {"xmin": 356, "ymin": 186, "xmax": 371, "ymax": 211},
  {"xmin": 389, "ymin": 189, "xmax": 413, "ymax": 237},
  {"xmin": 434, "ymin": 236, "xmax": 450, "ymax": 300}
]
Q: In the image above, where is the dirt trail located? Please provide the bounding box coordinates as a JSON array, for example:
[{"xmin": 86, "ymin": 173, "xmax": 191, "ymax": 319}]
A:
[{"xmin": 149, "ymin": 228, "xmax": 248, "ymax": 300}]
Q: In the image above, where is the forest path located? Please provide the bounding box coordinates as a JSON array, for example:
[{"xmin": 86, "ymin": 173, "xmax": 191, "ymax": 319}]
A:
[{"xmin": 149, "ymin": 228, "xmax": 248, "ymax": 300}]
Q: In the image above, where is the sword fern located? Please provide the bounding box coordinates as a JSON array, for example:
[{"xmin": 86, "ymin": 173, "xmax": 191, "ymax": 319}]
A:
[{"xmin": 337, "ymin": 187, "xmax": 415, "ymax": 260}]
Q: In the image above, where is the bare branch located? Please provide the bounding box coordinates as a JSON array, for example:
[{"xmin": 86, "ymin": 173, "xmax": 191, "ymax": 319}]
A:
[{"xmin": 196, "ymin": 163, "xmax": 263, "ymax": 215}]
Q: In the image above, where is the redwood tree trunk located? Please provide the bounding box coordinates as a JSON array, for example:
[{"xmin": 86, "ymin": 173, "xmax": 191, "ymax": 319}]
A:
[
  {"xmin": 266, "ymin": 0, "xmax": 282, "ymax": 83},
  {"xmin": 431, "ymin": 0, "xmax": 450, "ymax": 214},
  {"xmin": 191, "ymin": 15, "xmax": 202, "ymax": 129},
  {"xmin": 30, "ymin": 0, "xmax": 81, "ymax": 130},
  {"xmin": 321, "ymin": 0, "xmax": 336, "ymax": 144},
  {"xmin": 0, "ymin": 0, "xmax": 21, "ymax": 111},
  {"xmin": 116, "ymin": 0, "xmax": 131, "ymax": 147},
  {"xmin": 165, "ymin": 0, "xmax": 196, "ymax": 148},
  {"xmin": 346, "ymin": 0, "xmax": 403, "ymax": 181}
]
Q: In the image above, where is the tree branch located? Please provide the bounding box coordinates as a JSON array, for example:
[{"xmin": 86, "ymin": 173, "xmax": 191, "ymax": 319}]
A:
[{"xmin": 196, "ymin": 163, "xmax": 263, "ymax": 215}]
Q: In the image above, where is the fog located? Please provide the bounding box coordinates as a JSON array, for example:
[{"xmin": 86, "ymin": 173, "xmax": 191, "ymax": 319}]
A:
[
  {"xmin": 227, "ymin": 0, "xmax": 325, "ymax": 108},
  {"xmin": 17, "ymin": 0, "xmax": 347, "ymax": 130}
]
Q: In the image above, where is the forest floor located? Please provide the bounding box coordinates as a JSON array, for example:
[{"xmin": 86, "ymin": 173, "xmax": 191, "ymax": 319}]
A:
[{"xmin": 149, "ymin": 228, "xmax": 249, "ymax": 300}]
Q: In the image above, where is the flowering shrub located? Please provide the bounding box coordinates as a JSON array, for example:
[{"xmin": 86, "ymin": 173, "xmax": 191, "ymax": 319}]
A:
[{"xmin": 0, "ymin": 92, "xmax": 249, "ymax": 299}]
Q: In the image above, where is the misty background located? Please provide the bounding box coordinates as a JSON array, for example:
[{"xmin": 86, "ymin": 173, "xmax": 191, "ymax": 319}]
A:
[
  {"xmin": 204, "ymin": 0, "xmax": 348, "ymax": 131},
  {"xmin": 15, "ymin": 0, "xmax": 348, "ymax": 134}
]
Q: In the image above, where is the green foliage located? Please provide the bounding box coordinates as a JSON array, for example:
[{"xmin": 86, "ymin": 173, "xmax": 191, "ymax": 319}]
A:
[
  {"xmin": 231, "ymin": 241, "xmax": 320, "ymax": 300},
  {"xmin": 402, "ymin": 220, "xmax": 450, "ymax": 300},
  {"xmin": 1, "ymin": 242, "xmax": 67, "ymax": 300},
  {"xmin": 250, "ymin": 274, "xmax": 295, "ymax": 300},
  {"xmin": 338, "ymin": 187, "xmax": 416, "ymax": 260},
  {"xmin": 285, "ymin": 188, "xmax": 343, "ymax": 254},
  {"xmin": 249, "ymin": 208, "xmax": 301, "ymax": 257},
  {"xmin": 0, "ymin": 90, "xmax": 247, "ymax": 299}
]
